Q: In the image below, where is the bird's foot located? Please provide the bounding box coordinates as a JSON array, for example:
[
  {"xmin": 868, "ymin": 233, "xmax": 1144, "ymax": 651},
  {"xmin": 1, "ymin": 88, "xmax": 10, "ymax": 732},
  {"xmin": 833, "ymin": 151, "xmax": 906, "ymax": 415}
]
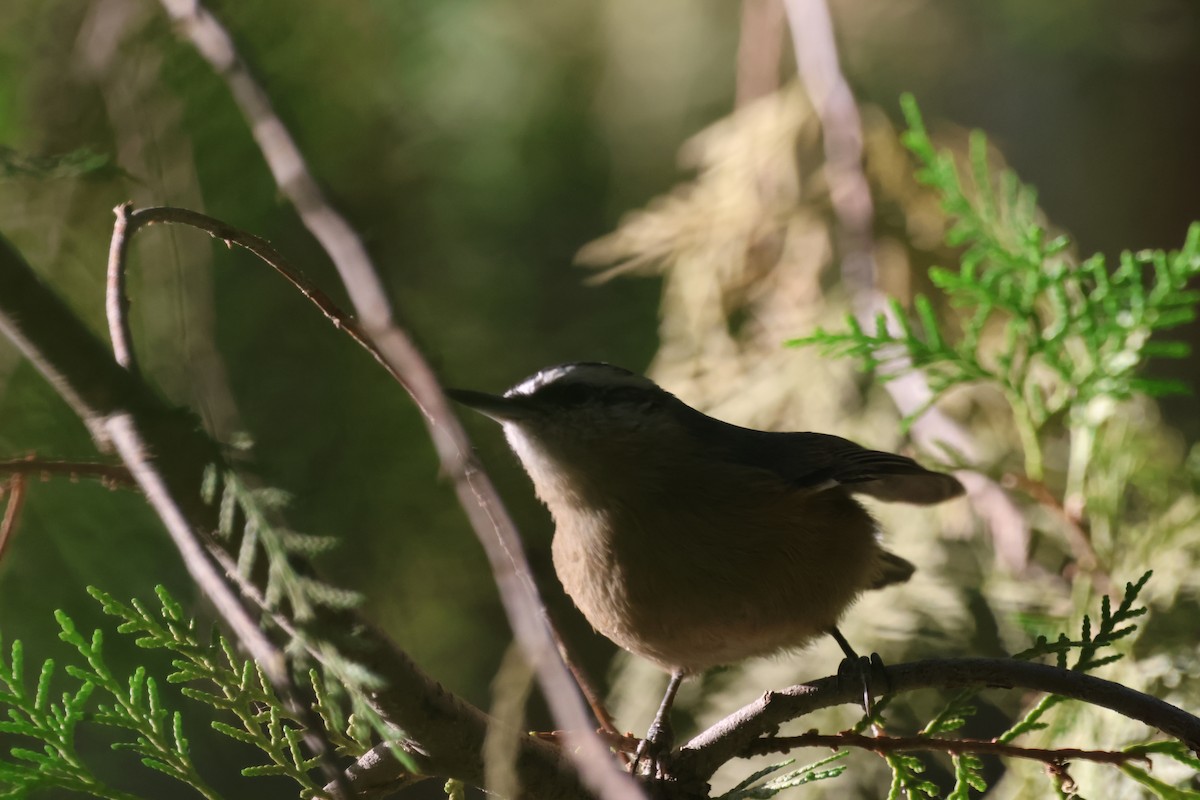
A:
[
  {"xmin": 632, "ymin": 716, "xmax": 675, "ymax": 780},
  {"xmin": 836, "ymin": 651, "xmax": 890, "ymax": 717}
]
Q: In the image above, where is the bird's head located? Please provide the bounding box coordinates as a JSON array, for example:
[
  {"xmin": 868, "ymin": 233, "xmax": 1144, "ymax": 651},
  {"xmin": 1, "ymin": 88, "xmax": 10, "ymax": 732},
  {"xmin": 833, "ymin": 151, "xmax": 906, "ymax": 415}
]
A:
[{"xmin": 447, "ymin": 363, "xmax": 687, "ymax": 500}]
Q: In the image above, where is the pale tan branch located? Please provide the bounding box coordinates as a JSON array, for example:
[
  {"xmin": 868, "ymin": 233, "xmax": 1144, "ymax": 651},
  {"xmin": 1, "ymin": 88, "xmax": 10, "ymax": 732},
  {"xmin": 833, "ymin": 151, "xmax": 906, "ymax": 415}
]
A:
[
  {"xmin": 152, "ymin": 3, "xmax": 639, "ymax": 795},
  {"xmin": 106, "ymin": 202, "xmax": 139, "ymax": 373},
  {"xmin": 735, "ymin": 0, "xmax": 785, "ymax": 108},
  {"xmin": 0, "ymin": 232, "xmax": 593, "ymax": 800},
  {"xmin": 782, "ymin": 0, "xmax": 1032, "ymax": 571},
  {"xmin": 104, "ymin": 413, "xmax": 286, "ymax": 683}
]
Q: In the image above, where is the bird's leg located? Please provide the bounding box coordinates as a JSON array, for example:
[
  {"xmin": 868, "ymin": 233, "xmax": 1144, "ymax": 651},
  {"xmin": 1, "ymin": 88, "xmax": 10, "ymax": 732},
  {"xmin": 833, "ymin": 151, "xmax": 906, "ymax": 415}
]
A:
[
  {"xmin": 829, "ymin": 626, "xmax": 888, "ymax": 717},
  {"xmin": 633, "ymin": 670, "xmax": 684, "ymax": 778}
]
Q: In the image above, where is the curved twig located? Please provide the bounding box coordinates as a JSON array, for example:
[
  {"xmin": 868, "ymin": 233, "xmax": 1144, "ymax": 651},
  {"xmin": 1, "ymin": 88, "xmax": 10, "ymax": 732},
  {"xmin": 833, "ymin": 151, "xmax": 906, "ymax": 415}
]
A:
[
  {"xmin": 0, "ymin": 232, "xmax": 592, "ymax": 800},
  {"xmin": 152, "ymin": 4, "xmax": 637, "ymax": 795},
  {"xmin": 104, "ymin": 204, "xmax": 352, "ymax": 792},
  {"xmin": 674, "ymin": 658, "xmax": 1200, "ymax": 781},
  {"xmin": 115, "ymin": 203, "xmax": 626, "ymax": 770},
  {"xmin": 108, "ymin": 206, "xmax": 401, "ymax": 384},
  {"xmin": 105, "ymin": 202, "xmax": 139, "ymax": 374}
]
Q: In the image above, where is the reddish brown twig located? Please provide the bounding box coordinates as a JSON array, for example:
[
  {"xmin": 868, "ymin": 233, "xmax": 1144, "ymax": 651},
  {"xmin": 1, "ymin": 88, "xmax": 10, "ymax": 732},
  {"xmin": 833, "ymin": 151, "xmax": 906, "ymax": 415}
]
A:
[
  {"xmin": 0, "ymin": 458, "xmax": 134, "ymax": 564},
  {"xmin": 545, "ymin": 610, "xmax": 627, "ymax": 757},
  {"xmin": 1002, "ymin": 471, "xmax": 1113, "ymax": 595},
  {"xmin": 110, "ymin": 204, "xmax": 401, "ymax": 386},
  {"xmin": 0, "ymin": 474, "xmax": 28, "ymax": 563},
  {"xmin": 749, "ymin": 729, "xmax": 1150, "ymax": 768},
  {"xmin": 534, "ymin": 728, "xmax": 642, "ymax": 755},
  {"xmin": 0, "ymin": 456, "xmax": 134, "ymax": 487}
]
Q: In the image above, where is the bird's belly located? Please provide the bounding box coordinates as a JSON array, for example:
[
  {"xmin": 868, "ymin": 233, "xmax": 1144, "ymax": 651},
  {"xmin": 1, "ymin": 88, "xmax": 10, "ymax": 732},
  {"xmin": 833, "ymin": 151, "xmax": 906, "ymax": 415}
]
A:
[{"xmin": 550, "ymin": 493, "xmax": 883, "ymax": 673}]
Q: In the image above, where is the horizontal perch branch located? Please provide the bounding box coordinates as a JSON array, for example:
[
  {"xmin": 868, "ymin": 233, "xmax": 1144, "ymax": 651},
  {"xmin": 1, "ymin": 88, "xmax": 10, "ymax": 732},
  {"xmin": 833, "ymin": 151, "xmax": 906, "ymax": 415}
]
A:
[
  {"xmin": 675, "ymin": 657, "xmax": 1200, "ymax": 781},
  {"xmin": 748, "ymin": 730, "xmax": 1147, "ymax": 767}
]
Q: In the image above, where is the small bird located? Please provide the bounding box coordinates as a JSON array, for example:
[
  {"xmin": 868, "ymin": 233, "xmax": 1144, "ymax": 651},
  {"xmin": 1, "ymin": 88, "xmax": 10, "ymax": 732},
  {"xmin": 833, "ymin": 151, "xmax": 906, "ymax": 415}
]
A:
[{"xmin": 448, "ymin": 363, "xmax": 963, "ymax": 764}]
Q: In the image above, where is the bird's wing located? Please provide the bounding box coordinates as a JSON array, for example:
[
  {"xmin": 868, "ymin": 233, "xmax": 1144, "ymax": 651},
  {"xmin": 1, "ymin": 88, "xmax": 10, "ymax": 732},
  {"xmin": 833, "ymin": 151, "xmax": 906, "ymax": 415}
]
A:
[{"xmin": 706, "ymin": 424, "xmax": 965, "ymax": 506}]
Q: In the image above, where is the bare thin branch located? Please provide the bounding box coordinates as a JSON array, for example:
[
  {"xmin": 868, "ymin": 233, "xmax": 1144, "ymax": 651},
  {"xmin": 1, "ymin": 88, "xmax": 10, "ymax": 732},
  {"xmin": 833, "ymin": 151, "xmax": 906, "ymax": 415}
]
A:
[
  {"xmin": 106, "ymin": 202, "xmax": 139, "ymax": 373},
  {"xmin": 0, "ymin": 457, "xmax": 134, "ymax": 487},
  {"xmin": 0, "ymin": 474, "xmax": 28, "ymax": 563},
  {"xmin": 110, "ymin": 202, "xmax": 631, "ymax": 795},
  {"xmin": 674, "ymin": 657, "xmax": 1200, "ymax": 781},
  {"xmin": 114, "ymin": 205, "xmax": 402, "ymax": 383},
  {"xmin": 156, "ymin": 0, "xmax": 389, "ymax": 328},
  {"xmin": 782, "ymin": 0, "xmax": 1031, "ymax": 571},
  {"xmin": 104, "ymin": 413, "xmax": 285, "ymax": 685},
  {"xmin": 151, "ymin": 2, "xmax": 642, "ymax": 793},
  {"xmin": 735, "ymin": 0, "xmax": 785, "ymax": 108},
  {"xmin": 546, "ymin": 609, "xmax": 628, "ymax": 752},
  {"xmin": 1003, "ymin": 471, "xmax": 1113, "ymax": 594},
  {"xmin": 0, "ymin": 234, "xmax": 592, "ymax": 800},
  {"xmin": 749, "ymin": 730, "xmax": 1150, "ymax": 768}
]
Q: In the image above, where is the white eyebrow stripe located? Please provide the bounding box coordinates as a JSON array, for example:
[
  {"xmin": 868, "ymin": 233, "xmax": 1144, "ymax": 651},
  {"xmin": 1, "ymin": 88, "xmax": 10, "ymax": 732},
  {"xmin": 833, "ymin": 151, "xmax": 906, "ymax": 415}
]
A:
[
  {"xmin": 504, "ymin": 363, "xmax": 655, "ymax": 397},
  {"xmin": 507, "ymin": 365, "xmax": 579, "ymax": 396}
]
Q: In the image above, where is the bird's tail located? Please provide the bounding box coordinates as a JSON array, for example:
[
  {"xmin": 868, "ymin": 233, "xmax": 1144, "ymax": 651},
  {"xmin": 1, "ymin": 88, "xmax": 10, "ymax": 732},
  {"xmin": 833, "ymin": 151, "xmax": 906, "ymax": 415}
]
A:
[{"xmin": 870, "ymin": 550, "xmax": 916, "ymax": 589}]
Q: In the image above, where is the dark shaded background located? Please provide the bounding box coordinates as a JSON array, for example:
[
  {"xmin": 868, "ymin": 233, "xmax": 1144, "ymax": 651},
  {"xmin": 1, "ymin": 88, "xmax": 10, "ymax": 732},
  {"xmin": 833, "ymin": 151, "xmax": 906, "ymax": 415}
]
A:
[{"xmin": 0, "ymin": 1, "xmax": 1197, "ymax": 797}]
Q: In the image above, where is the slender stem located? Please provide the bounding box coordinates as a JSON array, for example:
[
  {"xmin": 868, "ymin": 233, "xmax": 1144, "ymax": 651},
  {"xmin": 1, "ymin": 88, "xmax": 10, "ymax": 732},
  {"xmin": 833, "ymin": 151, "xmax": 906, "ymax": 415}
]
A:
[
  {"xmin": 106, "ymin": 202, "xmax": 139, "ymax": 374},
  {"xmin": 1008, "ymin": 391, "xmax": 1044, "ymax": 481},
  {"xmin": 749, "ymin": 730, "xmax": 1148, "ymax": 768},
  {"xmin": 116, "ymin": 206, "xmax": 403, "ymax": 388},
  {"xmin": 1064, "ymin": 418, "xmax": 1095, "ymax": 518},
  {"xmin": 151, "ymin": 0, "xmax": 636, "ymax": 789},
  {"xmin": 781, "ymin": 0, "xmax": 1032, "ymax": 570},
  {"xmin": 104, "ymin": 413, "xmax": 286, "ymax": 687},
  {"xmin": 0, "ymin": 457, "xmax": 134, "ymax": 487},
  {"xmin": 0, "ymin": 473, "xmax": 27, "ymax": 562},
  {"xmin": 1002, "ymin": 471, "xmax": 1111, "ymax": 593}
]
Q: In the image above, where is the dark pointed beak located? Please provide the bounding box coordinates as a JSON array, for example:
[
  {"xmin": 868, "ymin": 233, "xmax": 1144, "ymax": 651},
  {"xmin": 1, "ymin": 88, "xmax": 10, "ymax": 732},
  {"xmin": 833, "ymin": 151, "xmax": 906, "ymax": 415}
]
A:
[{"xmin": 445, "ymin": 388, "xmax": 535, "ymax": 423}]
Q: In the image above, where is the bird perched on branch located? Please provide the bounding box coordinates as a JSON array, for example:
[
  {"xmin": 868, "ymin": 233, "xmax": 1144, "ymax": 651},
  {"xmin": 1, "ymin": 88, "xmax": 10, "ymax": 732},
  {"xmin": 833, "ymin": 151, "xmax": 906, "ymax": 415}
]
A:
[{"xmin": 449, "ymin": 362, "xmax": 964, "ymax": 771}]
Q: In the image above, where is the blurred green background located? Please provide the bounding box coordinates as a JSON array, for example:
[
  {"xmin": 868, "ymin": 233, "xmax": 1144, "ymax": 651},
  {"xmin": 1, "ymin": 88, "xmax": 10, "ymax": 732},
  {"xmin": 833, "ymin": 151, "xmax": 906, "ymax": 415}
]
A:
[{"xmin": 1, "ymin": 1, "xmax": 1198, "ymax": 797}]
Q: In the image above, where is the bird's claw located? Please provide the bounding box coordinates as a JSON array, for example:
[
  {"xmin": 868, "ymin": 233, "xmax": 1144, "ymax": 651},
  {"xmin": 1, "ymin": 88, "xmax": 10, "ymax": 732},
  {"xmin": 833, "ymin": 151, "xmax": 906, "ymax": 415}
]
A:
[
  {"xmin": 631, "ymin": 717, "xmax": 674, "ymax": 780},
  {"xmin": 836, "ymin": 651, "xmax": 890, "ymax": 716}
]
